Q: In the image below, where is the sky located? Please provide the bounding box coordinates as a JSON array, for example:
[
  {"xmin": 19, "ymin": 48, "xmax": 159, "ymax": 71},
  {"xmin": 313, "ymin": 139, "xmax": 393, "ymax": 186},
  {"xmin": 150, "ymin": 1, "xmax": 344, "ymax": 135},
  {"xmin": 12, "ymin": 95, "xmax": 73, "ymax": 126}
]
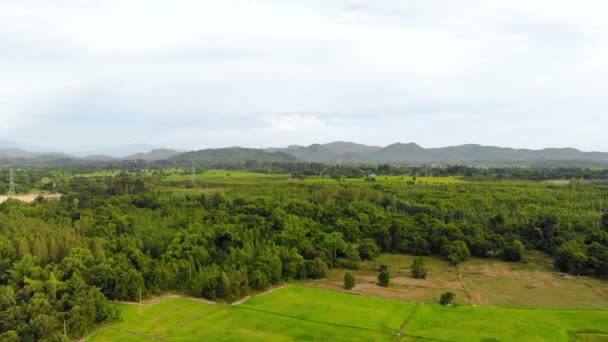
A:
[{"xmin": 1, "ymin": 0, "xmax": 608, "ymax": 153}]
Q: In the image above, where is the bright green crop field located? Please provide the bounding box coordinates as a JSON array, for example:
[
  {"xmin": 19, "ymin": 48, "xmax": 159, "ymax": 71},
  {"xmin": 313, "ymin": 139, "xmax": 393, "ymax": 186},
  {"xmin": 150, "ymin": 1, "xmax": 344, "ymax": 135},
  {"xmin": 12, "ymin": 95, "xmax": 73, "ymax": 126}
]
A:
[{"xmin": 88, "ymin": 285, "xmax": 608, "ymax": 342}]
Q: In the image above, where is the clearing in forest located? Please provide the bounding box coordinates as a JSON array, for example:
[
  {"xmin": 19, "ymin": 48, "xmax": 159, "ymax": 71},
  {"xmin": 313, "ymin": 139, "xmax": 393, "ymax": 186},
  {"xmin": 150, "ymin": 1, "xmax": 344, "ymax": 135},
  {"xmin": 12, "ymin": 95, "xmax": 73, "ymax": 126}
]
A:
[{"xmin": 302, "ymin": 253, "xmax": 608, "ymax": 309}]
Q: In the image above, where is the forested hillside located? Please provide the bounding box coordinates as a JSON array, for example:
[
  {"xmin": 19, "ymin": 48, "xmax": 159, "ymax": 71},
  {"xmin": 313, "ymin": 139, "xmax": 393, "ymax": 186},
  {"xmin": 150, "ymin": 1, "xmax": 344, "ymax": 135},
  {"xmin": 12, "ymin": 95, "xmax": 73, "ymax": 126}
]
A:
[{"xmin": 0, "ymin": 169, "xmax": 607, "ymax": 340}]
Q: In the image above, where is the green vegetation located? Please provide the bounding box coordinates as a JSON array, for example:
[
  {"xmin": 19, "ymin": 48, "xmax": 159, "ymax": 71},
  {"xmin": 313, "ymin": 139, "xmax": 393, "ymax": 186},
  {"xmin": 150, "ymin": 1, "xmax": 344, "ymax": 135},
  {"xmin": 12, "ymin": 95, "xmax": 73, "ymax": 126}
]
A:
[
  {"xmin": 302, "ymin": 253, "xmax": 608, "ymax": 309},
  {"xmin": 407, "ymin": 304, "xmax": 608, "ymax": 342},
  {"xmin": 378, "ymin": 265, "xmax": 391, "ymax": 287},
  {"xmin": 410, "ymin": 257, "xmax": 428, "ymax": 279},
  {"xmin": 0, "ymin": 163, "xmax": 607, "ymax": 339},
  {"xmin": 440, "ymin": 291, "xmax": 456, "ymax": 305},
  {"xmin": 88, "ymin": 285, "xmax": 607, "ymax": 341},
  {"xmin": 343, "ymin": 272, "xmax": 355, "ymax": 289}
]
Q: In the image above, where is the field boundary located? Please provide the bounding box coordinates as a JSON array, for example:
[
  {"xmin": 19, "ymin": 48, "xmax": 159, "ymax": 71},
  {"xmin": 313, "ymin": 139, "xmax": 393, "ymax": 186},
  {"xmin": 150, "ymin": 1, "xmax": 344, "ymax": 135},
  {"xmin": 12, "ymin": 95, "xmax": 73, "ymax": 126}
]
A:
[
  {"xmin": 232, "ymin": 284, "xmax": 288, "ymax": 305},
  {"xmin": 111, "ymin": 284, "xmax": 290, "ymax": 308},
  {"xmin": 112, "ymin": 293, "xmax": 216, "ymax": 306},
  {"xmin": 160, "ymin": 307, "xmax": 229, "ymax": 336},
  {"xmin": 567, "ymin": 329, "xmax": 608, "ymax": 342},
  {"xmin": 105, "ymin": 327, "xmax": 169, "ymax": 341},
  {"xmin": 456, "ymin": 268, "xmax": 475, "ymax": 304},
  {"xmin": 233, "ymin": 305, "xmax": 395, "ymax": 334},
  {"xmin": 397, "ymin": 303, "xmax": 420, "ymax": 337}
]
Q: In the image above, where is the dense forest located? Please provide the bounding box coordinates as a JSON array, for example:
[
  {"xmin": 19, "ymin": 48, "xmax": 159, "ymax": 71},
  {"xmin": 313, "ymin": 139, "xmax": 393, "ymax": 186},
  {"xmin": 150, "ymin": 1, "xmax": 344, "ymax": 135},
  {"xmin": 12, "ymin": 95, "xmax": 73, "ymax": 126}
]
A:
[{"xmin": 0, "ymin": 166, "xmax": 607, "ymax": 340}]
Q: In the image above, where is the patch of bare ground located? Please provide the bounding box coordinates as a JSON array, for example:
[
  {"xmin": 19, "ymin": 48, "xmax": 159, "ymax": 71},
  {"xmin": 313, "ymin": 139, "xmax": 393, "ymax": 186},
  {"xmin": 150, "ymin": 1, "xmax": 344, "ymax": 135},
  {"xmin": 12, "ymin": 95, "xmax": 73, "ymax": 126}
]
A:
[
  {"xmin": 0, "ymin": 193, "xmax": 62, "ymax": 203},
  {"xmin": 302, "ymin": 253, "xmax": 608, "ymax": 309},
  {"xmin": 302, "ymin": 271, "xmax": 469, "ymax": 304}
]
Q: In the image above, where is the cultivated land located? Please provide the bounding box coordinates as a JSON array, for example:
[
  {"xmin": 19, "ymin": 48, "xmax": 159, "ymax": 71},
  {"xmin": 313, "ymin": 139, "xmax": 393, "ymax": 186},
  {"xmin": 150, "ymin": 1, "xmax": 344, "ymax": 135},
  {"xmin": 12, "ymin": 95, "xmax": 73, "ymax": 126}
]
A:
[
  {"xmin": 87, "ymin": 285, "xmax": 608, "ymax": 341},
  {"xmin": 302, "ymin": 253, "xmax": 608, "ymax": 309}
]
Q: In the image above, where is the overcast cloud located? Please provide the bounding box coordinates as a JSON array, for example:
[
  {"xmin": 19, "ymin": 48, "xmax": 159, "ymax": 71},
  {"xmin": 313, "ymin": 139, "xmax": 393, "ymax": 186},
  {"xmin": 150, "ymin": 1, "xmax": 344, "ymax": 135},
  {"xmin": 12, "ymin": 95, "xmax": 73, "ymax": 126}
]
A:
[{"xmin": 1, "ymin": 0, "xmax": 607, "ymax": 152}]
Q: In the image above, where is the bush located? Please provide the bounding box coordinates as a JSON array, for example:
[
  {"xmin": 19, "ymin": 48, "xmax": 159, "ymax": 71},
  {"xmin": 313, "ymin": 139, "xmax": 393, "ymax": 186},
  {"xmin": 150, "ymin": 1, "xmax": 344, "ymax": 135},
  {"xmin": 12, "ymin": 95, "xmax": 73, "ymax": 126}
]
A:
[
  {"xmin": 502, "ymin": 239, "xmax": 524, "ymax": 262},
  {"xmin": 445, "ymin": 240, "xmax": 470, "ymax": 265},
  {"xmin": 439, "ymin": 291, "xmax": 455, "ymax": 305},
  {"xmin": 377, "ymin": 265, "xmax": 390, "ymax": 287},
  {"xmin": 358, "ymin": 238, "xmax": 380, "ymax": 260},
  {"xmin": 410, "ymin": 257, "xmax": 428, "ymax": 279},
  {"xmin": 343, "ymin": 272, "xmax": 356, "ymax": 290},
  {"xmin": 308, "ymin": 257, "xmax": 329, "ymax": 279}
]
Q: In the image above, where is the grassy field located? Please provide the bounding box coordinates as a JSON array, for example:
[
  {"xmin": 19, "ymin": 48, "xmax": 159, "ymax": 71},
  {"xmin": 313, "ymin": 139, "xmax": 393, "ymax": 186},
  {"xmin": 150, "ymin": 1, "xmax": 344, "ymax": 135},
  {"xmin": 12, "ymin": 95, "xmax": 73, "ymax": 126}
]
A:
[
  {"xmin": 302, "ymin": 253, "xmax": 608, "ymax": 309},
  {"xmin": 88, "ymin": 285, "xmax": 608, "ymax": 342}
]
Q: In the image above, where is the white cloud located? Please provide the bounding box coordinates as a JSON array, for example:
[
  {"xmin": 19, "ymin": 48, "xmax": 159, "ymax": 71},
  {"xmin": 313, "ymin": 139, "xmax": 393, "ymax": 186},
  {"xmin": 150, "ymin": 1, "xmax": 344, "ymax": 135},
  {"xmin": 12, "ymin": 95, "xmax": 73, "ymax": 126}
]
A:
[{"xmin": 0, "ymin": 0, "xmax": 607, "ymax": 151}]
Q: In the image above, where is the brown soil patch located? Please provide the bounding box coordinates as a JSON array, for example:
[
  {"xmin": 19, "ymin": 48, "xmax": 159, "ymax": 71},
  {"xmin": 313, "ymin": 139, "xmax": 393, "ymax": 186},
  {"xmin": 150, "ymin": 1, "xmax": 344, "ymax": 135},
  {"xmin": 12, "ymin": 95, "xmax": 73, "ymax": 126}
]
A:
[{"xmin": 0, "ymin": 193, "xmax": 62, "ymax": 203}]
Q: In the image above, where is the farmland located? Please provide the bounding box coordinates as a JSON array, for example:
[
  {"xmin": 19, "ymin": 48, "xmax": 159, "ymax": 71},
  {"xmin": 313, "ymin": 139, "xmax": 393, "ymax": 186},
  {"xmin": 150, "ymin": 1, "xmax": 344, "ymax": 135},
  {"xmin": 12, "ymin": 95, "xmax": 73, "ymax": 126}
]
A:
[
  {"xmin": 88, "ymin": 285, "xmax": 608, "ymax": 341},
  {"xmin": 302, "ymin": 253, "xmax": 608, "ymax": 309}
]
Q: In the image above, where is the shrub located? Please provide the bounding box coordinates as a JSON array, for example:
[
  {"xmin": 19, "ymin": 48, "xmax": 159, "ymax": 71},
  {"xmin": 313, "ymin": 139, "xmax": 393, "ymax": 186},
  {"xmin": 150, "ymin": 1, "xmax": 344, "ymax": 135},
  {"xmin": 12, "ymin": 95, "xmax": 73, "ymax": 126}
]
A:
[
  {"xmin": 439, "ymin": 291, "xmax": 455, "ymax": 305},
  {"xmin": 410, "ymin": 257, "xmax": 428, "ymax": 279},
  {"xmin": 445, "ymin": 240, "xmax": 470, "ymax": 265},
  {"xmin": 377, "ymin": 265, "xmax": 390, "ymax": 287},
  {"xmin": 343, "ymin": 272, "xmax": 356, "ymax": 290}
]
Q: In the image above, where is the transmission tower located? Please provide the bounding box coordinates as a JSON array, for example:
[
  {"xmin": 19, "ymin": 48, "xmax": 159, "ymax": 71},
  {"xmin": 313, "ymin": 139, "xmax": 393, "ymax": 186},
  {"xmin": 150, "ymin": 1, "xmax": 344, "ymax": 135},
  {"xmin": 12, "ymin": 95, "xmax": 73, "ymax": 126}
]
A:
[{"xmin": 7, "ymin": 168, "xmax": 16, "ymax": 197}]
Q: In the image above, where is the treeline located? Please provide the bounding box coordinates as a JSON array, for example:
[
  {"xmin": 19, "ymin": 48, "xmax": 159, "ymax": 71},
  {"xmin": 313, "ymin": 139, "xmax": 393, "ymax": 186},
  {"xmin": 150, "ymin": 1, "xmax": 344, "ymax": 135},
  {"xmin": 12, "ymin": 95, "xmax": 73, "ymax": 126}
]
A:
[
  {"xmin": 5, "ymin": 162, "xmax": 608, "ymax": 188},
  {"xmin": 1, "ymin": 174, "xmax": 608, "ymax": 339}
]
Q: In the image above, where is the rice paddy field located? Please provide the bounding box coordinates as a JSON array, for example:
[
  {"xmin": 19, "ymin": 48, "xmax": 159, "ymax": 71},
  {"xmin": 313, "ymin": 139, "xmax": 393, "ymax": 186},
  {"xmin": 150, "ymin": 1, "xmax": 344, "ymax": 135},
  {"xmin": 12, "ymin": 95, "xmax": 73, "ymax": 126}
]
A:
[{"xmin": 87, "ymin": 285, "xmax": 608, "ymax": 342}]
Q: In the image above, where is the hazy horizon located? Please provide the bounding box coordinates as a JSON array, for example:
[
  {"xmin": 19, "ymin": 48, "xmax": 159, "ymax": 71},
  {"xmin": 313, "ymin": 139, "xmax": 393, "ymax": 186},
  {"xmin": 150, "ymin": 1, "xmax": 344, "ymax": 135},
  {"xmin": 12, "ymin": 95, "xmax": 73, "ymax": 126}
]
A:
[{"xmin": 2, "ymin": 1, "xmax": 608, "ymax": 152}]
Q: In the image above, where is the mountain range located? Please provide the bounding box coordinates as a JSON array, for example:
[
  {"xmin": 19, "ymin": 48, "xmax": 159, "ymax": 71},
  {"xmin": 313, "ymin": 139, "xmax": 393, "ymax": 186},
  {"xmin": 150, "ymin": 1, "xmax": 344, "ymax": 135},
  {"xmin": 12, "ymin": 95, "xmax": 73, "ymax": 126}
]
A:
[{"xmin": 1, "ymin": 141, "xmax": 608, "ymax": 165}]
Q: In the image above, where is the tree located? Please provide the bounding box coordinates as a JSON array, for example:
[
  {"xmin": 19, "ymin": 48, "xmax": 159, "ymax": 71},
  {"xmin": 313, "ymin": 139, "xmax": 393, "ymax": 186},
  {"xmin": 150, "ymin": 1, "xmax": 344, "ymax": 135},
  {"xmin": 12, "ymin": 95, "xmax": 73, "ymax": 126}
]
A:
[
  {"xmin": 323, "ymin": 232, "xmax": 346, "ymax": 266},
  {"xmin": 377, "ymin": 265, "xmax": 390, "ymax": 287},
  {"xmin": 358, "ymin": 238, "xmax": 379, "ymax": 260},
  {"xmin": 343, "ymin": 272, "xmax": 356, "ymax": 290},
  {"xmin": 439, "ymin": 291, "xmax": 455, "ymax": 305},
  {"xmin": 554, "ymin": 241, "xmax": 589, "ymax": 275},
  {"xmin": 309, "ymin": 258, "xmax": 328, "ymax": 279},
  {"xmin": 410, "ymin": 257, "xmax": 428, "ymax": 279},
  {"xmin": 502, "ymin": 239, "xmax": 524, "ymax": 261},
  {"xmin": 602, "ymin": 212, "xmax": 608, "ymax": 231},
  {"xmin": 445, "ymin": 240, "xmax": 470, "ymax": 265}
]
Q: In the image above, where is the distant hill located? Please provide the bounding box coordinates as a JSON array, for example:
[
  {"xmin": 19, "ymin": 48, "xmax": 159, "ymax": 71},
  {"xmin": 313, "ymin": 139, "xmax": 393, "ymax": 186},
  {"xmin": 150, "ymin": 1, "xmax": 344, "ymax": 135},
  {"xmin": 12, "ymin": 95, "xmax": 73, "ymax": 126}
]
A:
[
  {"xmin": 80, "ymin": 155, "xmax": 115, "ymax": 162},
  {"xmin": 1, "ymin": 141, "xmax": 608, "ymax": 165},
  {"xmin": 266, "ymin": 141, "xmax": 382, "ymax": 162},
  {"xmin": 0, "ymin": 148, "xmax": 72, "ymax": 161},
  {"xmin": 123, "ymin": 149, "xmax": 181, "ymax": 161},
  {"xmin": 266, "ymin": 141, "xmax": 608, "ymax": 164},
  {"xmin": 168, "ymin": 147, "xmax": 297, "ymax": 164},
  {"xmin": 367, "ymin": 144, "xmax": 608, "ymax": 164}
]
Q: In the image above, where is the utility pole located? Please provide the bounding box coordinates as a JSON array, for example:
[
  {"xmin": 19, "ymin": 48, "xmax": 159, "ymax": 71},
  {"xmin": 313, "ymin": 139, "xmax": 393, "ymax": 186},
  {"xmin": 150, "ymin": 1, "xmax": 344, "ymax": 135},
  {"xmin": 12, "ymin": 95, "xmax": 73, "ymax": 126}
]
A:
[
  {"xmin": 139, "ymin": 288, "xmax": 142, "ymax": 317},
  {"xmin": 8, "ymin": 168, "xmax": 16, "ymax": 197}
]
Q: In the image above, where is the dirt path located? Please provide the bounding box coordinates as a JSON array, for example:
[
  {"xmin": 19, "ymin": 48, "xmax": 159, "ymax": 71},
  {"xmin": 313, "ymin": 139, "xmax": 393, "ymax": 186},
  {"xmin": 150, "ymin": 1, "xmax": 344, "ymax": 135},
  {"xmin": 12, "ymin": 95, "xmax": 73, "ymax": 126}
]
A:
[
  {"xmin": 112, "ymin": 284, "xmax": 290, "ymax": 308},
  {"xmin": 456, "ymin": 268, "xmax": 476, "ymax": 305},
  {"xmin": 231, "ymin": 284, "xmax": 288, "ymax": 305},
  {"xmin": 396, "ymin": 303, "xmax": 420, "ymax": 337},
  {"xmin": 112, "ymin": 293, "xmax": 216, "ymax": 306}
]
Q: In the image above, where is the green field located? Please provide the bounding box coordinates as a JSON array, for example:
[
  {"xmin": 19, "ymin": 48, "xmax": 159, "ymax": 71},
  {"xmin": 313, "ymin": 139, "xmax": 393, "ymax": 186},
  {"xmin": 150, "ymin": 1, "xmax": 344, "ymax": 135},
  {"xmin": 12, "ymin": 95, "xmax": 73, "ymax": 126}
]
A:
[{"xmin": 88, "ymin": 286, "xmax": 608, "ymax": 341}]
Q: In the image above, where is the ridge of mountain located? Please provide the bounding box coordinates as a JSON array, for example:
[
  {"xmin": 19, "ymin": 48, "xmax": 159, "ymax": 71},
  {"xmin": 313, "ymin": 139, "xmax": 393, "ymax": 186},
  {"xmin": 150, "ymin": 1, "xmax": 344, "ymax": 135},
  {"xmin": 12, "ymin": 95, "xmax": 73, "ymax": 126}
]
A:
[{"xmin": 1, "ymin": 141, "xmax": 608, "ymax": 165}]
